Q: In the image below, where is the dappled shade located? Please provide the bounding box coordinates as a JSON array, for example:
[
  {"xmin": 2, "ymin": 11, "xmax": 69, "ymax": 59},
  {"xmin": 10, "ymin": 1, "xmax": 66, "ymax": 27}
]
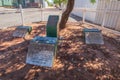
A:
[{"xmin": 0, "ymin": 22, "xmax": 120, "ymax": 80}]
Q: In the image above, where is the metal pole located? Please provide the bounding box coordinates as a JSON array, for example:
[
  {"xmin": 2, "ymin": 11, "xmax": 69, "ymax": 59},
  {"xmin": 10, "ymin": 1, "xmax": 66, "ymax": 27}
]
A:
[
  {"xmin": 102, "ymin": 0, "xmax": 110, "ymax": 27},
  {"xmin": 102, "ymin": 4, "xmax": 107, "ymax": 27},
  {"xmin": 19, "ymin": 4, "xmax": 24, "ymax": 26},
  {"xmin": 82, "ymin": 8, "xmax": 86, "ymax": 23},
  {"xmin": 41, "ymin": 4, "xmax": 43, "ymax": 21}
]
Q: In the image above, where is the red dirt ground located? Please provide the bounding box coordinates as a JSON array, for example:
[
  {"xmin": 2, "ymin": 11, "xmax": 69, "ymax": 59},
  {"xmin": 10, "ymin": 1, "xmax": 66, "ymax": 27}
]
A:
[{"xmin": 0, "ymin": 22, "xmax": 120, "ymax": 80}]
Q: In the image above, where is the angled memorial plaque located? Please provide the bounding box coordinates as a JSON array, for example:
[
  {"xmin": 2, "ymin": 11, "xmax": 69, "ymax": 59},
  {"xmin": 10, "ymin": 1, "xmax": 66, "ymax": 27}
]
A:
[
  {"xmin": 26, "ymin": 36, "xmax": 57, "ymax": 67},
  {"xmin": 13, "ymin": 26, "xmax": 32, "ymax": 38},
  {"xmin": 83, "ymin": 28, "xmax": 104, "ymax": 44},
  {"xmin": 13, "ymin": 28, "xmax": 27, "ymax": 37}
]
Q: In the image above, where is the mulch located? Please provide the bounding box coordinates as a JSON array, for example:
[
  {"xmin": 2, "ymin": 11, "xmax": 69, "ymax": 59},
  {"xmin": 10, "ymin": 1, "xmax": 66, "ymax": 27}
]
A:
[{"xmin": 0, "ymin": 22, "xmax": 120, "ymax": 80}]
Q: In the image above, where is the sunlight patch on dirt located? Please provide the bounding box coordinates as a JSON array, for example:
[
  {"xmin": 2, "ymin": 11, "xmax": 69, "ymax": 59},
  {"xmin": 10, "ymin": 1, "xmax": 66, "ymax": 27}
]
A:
[{"xmin": 83, "ymin": 60, "xmax": 104, "ymax": 70}]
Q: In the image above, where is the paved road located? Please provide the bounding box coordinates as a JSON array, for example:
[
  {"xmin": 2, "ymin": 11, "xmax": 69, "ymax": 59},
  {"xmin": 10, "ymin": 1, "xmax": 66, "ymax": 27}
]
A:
[{"xmin": 0, "ymin": 8, "xmax": 76, "ymax": 29}]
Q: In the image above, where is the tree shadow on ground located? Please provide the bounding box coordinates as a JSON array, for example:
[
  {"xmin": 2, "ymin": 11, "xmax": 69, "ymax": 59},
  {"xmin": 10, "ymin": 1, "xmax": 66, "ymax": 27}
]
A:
[
  {"xmin": 0, "ymin": 29, "xmax": 15, "ymax": 43},
  {"xmin": 0, "ymin": 23, "xmax": 120, "ymax": 80},
  {"xmin": 0, "ymin": 40, "xmax": 32, "ymax": 80},
  {"xmin": 56, "ymin": 27, "xmax": 120, "ymax": 80},
  {"xmin": 30, "ymin": 22, "xmax": 46, "ymax": 37}
]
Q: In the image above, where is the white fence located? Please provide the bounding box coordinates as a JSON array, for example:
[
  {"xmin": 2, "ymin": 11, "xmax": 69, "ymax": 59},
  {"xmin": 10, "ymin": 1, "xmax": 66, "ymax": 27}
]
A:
[
  {"xmin": 0, "ymin": 8, "xmax": 61, "ymax": 29},
  {"xmin": 73, "ymin": 0, "xmax": 120, "ymax": 31},
  {"xmin": 95, "ymin": 0, "xmax": 120, "ymax": 31}
]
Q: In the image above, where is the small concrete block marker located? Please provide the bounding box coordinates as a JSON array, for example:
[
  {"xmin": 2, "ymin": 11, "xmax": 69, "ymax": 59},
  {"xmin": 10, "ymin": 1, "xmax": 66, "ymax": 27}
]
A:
[{"xmin": 83, "ymin": 28, "xmax": 104, "ymax": 44}]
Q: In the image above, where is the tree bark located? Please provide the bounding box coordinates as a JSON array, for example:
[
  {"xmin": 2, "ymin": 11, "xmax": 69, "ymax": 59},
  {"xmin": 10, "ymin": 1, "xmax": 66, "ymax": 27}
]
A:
[{"xmin": 59, "ymin": 0, "xmax": 75, "ymax": 30}]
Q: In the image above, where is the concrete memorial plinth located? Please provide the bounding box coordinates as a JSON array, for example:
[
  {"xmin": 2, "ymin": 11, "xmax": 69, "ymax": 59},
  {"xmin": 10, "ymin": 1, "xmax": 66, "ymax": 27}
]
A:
[
  {"xmin": 83, "ymin": 28, "xmax": 104, "ymax": 44},
  {"xmin": 13, "ymin": 26, "xmax": 32, "ymax": 38},
  {"xmin": 26, "ymin": 36, "xmax": 57, "ymax": 67}
]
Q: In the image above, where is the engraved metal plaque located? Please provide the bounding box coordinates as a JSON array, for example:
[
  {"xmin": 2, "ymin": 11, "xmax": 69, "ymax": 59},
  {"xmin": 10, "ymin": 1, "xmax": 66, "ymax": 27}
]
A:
[
  {"xmin": 85, "ymin": 32, "xmax": 104, "ymax": 44},
  {"xmin": 26, "ymin": 36, "xmax": 57, "ymax": 67},
  {"xmin": 13, "ymin": 29, "xmax": 27, "ymax": 37}
]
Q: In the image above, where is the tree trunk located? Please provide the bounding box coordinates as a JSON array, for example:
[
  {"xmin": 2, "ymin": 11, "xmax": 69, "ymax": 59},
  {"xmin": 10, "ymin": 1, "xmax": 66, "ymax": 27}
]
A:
[{"xmin": 59, "ymin": 0, "xmax": 75, "ymax": 30}]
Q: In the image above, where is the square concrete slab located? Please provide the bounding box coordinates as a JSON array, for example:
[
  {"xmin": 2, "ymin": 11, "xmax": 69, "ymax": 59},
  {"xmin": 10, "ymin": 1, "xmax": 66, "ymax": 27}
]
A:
[{"xmin": 85, "ymin": 32, "xmax": 104, "ymax": 44}]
